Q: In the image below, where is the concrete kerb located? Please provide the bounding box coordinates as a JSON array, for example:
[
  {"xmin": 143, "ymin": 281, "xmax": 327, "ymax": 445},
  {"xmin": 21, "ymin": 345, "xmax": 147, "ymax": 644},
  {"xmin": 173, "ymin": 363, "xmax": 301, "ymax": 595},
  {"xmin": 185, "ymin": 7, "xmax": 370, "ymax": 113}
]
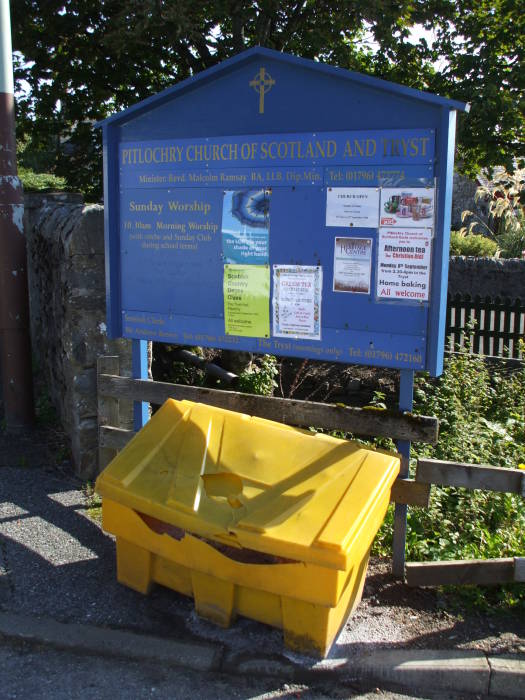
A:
[
  {"xmin": 1, "ymin": 611, "xmax": 524, "ymax": 698},
  {"xmin": 349, "ymin": 649, "xmax": 490, "ymax": 696},
  {"xmin": 0, "ymin": 612, "xmax": 221, "ymax": 672},
  {"xmin": 489, "ymin": 656, "xmax": 525, "ymax": 699}
]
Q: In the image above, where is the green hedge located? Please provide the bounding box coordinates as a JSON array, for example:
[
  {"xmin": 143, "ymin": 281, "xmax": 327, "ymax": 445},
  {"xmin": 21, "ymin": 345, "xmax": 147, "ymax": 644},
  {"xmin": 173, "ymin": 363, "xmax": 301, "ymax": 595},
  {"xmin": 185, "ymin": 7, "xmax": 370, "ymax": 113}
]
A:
[{"xmin": 449, "ymin": 230, "xmax": 498, "ymax": 257}]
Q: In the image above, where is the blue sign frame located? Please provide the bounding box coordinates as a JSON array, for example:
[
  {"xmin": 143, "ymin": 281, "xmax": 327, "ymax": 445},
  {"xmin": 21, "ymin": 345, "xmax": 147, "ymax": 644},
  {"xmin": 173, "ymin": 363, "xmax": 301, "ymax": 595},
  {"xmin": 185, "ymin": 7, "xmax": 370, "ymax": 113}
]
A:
[{"xmin": 98, "ymin": 47, "xmax": 468, "ymax": 379}]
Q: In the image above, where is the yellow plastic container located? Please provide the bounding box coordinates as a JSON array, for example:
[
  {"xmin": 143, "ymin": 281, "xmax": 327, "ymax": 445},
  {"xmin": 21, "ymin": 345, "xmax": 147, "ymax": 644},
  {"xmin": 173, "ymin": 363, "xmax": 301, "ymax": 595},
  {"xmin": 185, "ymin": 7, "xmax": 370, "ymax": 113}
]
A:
[{"xmin": 96, "ymin": 399, "xmax": 399, "ymax": 656}]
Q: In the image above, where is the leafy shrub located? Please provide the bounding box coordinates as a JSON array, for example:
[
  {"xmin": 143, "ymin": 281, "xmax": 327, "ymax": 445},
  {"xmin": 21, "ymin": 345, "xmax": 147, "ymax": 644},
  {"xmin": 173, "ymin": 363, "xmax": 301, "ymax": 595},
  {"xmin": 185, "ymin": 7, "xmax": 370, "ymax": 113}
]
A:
[
  {"xmin": 494, "ymin": 210, "xmax": 525, "ymax": 258},
  {"xmin": 238, "ymin": 355, "xmax": 278, "ymax": 396},
  {"xmin": 373, "ymin": 341, "xmax": 525, "ymax": 607},
  {"xmin": 413, "ymin": 346, "xmax": 525, "ymax": 469},
  {"xmin": 449, "ymin": 230, "xmax": 498, "ymax": 257},
  {"xmin": 461, "ymin": 168, "xmax": 525, "ymax": 259},
  {"xmin": 19, "ymin": 167, "xmax": 68, "ymax": 192}
]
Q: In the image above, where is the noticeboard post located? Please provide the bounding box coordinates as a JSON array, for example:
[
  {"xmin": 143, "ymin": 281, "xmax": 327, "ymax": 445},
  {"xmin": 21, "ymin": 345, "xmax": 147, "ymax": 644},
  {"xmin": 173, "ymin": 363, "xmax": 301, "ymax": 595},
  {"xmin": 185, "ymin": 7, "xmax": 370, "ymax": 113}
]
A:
[{"xmin": 97, "ymin": 47, "xmax": 468, "ymax": 575}]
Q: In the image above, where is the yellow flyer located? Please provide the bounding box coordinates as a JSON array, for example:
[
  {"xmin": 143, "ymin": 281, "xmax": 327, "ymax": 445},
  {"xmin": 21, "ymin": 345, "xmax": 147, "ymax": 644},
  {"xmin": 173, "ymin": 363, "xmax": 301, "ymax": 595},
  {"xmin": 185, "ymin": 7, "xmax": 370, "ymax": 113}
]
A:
[{"xmin": 223, "ymin": 264, "xmax": 270, "ymax": 337}]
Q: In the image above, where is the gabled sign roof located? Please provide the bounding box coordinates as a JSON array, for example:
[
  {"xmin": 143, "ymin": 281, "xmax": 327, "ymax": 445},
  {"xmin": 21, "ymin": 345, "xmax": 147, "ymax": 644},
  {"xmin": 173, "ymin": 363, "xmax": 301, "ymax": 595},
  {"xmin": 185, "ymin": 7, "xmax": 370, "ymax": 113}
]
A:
[{"xmin": 96, "ymin": 46, "xmax": 469, "ymax": 129}]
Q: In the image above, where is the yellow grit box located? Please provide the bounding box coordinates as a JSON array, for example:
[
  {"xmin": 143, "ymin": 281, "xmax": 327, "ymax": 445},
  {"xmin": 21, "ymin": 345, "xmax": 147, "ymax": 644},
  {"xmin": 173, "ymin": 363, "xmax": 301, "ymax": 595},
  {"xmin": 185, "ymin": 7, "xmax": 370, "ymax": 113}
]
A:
[{"xmin": 96, "ymin": 399, "xmax": 400, "ymax": 657}]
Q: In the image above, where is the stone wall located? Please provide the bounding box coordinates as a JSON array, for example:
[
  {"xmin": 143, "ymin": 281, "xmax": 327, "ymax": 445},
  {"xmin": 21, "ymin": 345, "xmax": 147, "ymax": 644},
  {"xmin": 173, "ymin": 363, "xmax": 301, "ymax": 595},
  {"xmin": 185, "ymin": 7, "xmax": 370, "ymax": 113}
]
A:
[
  {"xmin": 24, "ymin": 193, "xmax": 132, "ymax": 478},
  {"xmin": 448, "ymin": 257, "xmax": 525, "ymax": 301},
  {"xmin": 450, "ymin": 172, "xmax": 489, "ymax": 232}
]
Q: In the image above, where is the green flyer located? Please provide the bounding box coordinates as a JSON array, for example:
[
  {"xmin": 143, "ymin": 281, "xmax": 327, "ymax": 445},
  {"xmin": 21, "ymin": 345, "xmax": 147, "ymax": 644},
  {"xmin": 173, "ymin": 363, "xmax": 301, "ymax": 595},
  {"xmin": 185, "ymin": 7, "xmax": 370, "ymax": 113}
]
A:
[{"xmin": 223, "ymin": 264, "xmax": 270, "ymax": 337}]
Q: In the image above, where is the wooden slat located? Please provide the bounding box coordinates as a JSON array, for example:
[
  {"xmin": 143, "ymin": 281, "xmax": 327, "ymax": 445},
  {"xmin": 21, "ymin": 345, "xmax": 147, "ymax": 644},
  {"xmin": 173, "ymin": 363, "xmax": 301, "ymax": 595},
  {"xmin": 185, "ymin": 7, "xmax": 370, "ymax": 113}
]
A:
[
  {"xmin": 510, "ymin": 300, "xmax": 523, "ymax": 359},
  {"xmin": 98, "ymin": 373, "xmax": 439, "ymax": 444},
  {"xmin": 502, "ymin": 298, "xmax": 512, "ymax": 359},
  {"xmin": 390, "ymin": 479, "xmax": 431, "ymax": 507},
  {"xmin": 416, "ymin": 458, "xmax": 525, "ymax": 495},
  {"xmin": 473, "ymin": 295, "xmax": 483, "ymax": 355},
  {"xmin": 515, "ymin": 557, "xmax": 525, "ymax": 583},
  {"xmin": 406, "ymin": 558, "xmax": 515, "ymax": 587},
  {"xmin": 100, "ymin": 425, "xmax": 134, "ymax": 451},
  {"xmin": 494, "ymin": 296, "xmax": 505, "ymax": 357},
  {"xmin": 97, "ymin": 356, "xmax": 120, "ymax": 472}
]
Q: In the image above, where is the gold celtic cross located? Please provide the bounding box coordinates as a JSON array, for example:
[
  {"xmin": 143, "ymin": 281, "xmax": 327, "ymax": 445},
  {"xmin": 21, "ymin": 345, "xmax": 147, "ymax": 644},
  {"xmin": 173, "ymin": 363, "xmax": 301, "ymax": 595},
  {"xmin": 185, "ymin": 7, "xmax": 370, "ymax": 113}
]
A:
[{"xmin": 249, "ymin": 67, "xmax": 275, "ymax": 114}]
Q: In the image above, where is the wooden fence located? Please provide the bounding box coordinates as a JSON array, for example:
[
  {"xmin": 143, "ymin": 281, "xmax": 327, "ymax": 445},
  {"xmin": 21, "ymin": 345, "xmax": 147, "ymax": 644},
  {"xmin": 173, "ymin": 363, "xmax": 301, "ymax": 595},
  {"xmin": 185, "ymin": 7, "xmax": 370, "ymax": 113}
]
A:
[
  {"xmin": 97, "ymin": 355, "xmax": 524, "ymax": 586},
  {"xmin": 97, "ymin": 355, "xmax": 436, "ymax": 575},
  {"xmin": 406, "ymin": 458, "xmax": 525, "ymax": 586},
  {"xmin": 446, "ymin": 294, "xmax": 524, "ymax": 359}
]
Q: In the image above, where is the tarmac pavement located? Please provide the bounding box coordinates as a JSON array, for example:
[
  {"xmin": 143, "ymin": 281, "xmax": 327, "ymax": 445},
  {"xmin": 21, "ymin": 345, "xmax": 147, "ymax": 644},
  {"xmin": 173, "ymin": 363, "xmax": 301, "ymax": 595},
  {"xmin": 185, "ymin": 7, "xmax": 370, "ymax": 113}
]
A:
[
  {"xmin": 0, "ymin": 643, "xmax": 451, "ymax": 700},
  {"xmin": 1, "ymin": 462, "xmax": 524, "ymax": 699}
]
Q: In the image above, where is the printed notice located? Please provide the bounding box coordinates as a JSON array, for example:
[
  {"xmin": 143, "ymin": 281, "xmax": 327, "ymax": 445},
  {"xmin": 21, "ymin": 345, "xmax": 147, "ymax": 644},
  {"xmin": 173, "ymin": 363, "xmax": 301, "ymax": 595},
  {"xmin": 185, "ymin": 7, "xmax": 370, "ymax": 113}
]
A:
[
  {"xmin": 380, "ymin": 187, "xmax": 435, "ymax": 227},
  {"xmin": 273, "ymin": 265, "xmax": 322, "ymax": 340},
  {"xmin": 333, "ymin": 237, "xmax": 372, "ymax": 293},
  {"xmin": 222, "ymin": 189, "xmax": 270, "ymax": 264},
  {"xmin": 377, "ymin": 228, "xmax": 432, "ymax": 301},
  {"xmin": 223, "ymin": 264, "xmax": 270, "ymax": 337},
  {"xmin": 326, "ymin": 187, "xmax": 380, "ymax": 228}
]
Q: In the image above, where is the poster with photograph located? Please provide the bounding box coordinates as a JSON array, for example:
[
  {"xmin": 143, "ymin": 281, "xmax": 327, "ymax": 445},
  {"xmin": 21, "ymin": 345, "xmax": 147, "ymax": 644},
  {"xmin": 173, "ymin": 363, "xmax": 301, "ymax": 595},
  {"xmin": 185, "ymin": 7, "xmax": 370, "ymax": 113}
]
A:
[
  {"xmin": 376, "ymin": 228, "xmax": 432, "ymax": 301},
  {"xmin": 333, "ymin": 237, "xmax": 372, "ymax": 293},
  {"xmin": 272, "ymin": 265, "xmax": 322, "ymax": 340},
  {"xmin": 221, "ymin": 189, "xmax": 270, "ymax": 264},
  {"xmin": 326, "ymin": 187, "xmax": 380, "ymax": 228},
  {"xmin": 379, "ymin": 187, "xmax": 435, "ymax": 227}
]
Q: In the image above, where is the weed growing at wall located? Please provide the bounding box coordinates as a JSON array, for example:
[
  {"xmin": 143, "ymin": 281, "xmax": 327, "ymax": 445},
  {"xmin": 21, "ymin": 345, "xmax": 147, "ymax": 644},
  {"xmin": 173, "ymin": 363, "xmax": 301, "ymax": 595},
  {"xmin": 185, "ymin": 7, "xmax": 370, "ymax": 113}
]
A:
[
  {"xmin": 35, "ymin": 390, "xmax": 58, "ymax": 426},
  {"xmin": 83, "ymin": 482, "xmax": 102, "ymax": 523}
]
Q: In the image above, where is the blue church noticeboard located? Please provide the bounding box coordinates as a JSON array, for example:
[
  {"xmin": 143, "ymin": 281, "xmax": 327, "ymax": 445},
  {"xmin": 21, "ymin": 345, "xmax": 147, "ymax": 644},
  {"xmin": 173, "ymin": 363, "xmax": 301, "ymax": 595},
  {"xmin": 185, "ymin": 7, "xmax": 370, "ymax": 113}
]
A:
[{"xmin": 98, "ymin": 48, "xmax": 468, "ymax": 376}]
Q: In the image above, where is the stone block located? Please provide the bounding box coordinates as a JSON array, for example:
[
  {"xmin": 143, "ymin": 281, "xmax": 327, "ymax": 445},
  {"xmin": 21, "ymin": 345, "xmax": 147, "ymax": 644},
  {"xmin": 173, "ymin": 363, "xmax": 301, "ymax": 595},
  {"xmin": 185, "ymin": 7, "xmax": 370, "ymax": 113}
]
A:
[
  {"xmin": 449, "ymin": 257, "xmax": 525, "ymax": 301},
  {"xmin": 73, "ymin": 370, "xmax": 97, "ymax": 395},
  {"xmin": 65, "ymin": 205, "xmax": 104, "ymax": 256}
]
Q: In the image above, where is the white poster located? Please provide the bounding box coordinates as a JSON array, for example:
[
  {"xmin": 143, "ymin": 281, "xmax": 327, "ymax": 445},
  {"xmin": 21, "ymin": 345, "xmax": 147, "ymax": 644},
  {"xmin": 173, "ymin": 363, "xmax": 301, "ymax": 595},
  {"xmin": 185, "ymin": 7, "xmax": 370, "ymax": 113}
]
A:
[
  {"xmin": 333, "ymin": 237, "xmax": 372, "ymax": 293},
  {"xmin": 326, "ymin": 187, "xmax": 380, "ymax": 228},
  {"xmin": 376, "ymin": 228, "xmax": 432, "ymax": 302},
  {"xmin": 380, "ymin": 187, "xmax": 435, "ymax": 227},
  {"xmin": 272, "ymin": 265, "xmax": 322, "ymax": 339}
]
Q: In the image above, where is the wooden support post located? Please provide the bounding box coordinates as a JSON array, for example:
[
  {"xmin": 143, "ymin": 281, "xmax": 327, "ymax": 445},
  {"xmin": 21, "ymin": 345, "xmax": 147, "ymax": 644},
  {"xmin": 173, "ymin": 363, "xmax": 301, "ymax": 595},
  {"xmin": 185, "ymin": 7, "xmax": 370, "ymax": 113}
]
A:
[
  {"xmin": 97, "ymin": 355, "xmax": 120, "ymax": 472},
  {"xmin": 392, "ymin": 369, "xmax": 414, "ymax": 579},
  {"xmin": 99, "ymin": 425, "xmax": 134, "ymax": 451},
  {"xmin": 390, "ymin": 479, "xmax": 431, "ymax": 507},
  {"xmin": 515, "ymin": 558, "xmax": 525, "ymax": 583}
]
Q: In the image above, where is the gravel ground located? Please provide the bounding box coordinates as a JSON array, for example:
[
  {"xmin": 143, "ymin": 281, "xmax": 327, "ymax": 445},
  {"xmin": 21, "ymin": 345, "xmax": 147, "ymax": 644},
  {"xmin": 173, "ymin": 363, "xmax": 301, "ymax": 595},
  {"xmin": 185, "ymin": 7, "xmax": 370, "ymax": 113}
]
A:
[
  {"xmin": 0, "ymin": 464, "xmax": 199, "ymax": 642},
  {"xmin": 1, "ymin": 439, "xmax": 524, "ymax": 664}
]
